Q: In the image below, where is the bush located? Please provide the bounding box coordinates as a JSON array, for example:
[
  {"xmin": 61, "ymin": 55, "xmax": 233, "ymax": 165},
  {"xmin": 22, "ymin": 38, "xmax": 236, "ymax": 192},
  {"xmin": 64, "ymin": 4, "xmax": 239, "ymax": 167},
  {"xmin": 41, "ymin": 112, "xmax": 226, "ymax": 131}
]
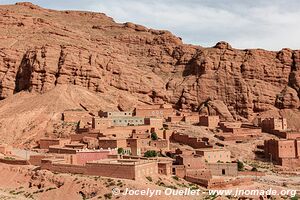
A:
[
  {"xmin": 251, "ymin": 167, "xmax": 258, "ymax": 172},
  {"xmin": 144, "ymin": 150, "xmax": 157, "ymax": 157},
  {"xmin": 146, "ymin": 176, "xmax": 153, "ymax": 182},
  {"xmin": 172, "ymin": 176, "xmax": 179, "ymax": 181},
  {"xmin": 237, "ymin": 160, "xmax": 244, "ymax": 171},
  {"xmin": 151, "ymin": 132, "xmax": 158, "ymax": 140},
  {"xmin": 117, "ymin": 148, "xmax": 124, "ymax": 155}
]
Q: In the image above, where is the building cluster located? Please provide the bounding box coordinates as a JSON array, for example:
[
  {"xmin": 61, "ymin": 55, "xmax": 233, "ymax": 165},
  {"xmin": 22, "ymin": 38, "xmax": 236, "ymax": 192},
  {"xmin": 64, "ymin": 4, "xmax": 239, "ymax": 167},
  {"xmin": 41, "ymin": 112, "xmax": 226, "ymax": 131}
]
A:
[
  {"xmin": 18, "ymin": 103, "xmax": 259, "ymax": 188},
  {"xmin": 2, "ymin": 103, "xmax": 297, "ymax": 188},
  {"xmin": 259, "ymin": 117, "xmax": 300, "ymax": 169}
]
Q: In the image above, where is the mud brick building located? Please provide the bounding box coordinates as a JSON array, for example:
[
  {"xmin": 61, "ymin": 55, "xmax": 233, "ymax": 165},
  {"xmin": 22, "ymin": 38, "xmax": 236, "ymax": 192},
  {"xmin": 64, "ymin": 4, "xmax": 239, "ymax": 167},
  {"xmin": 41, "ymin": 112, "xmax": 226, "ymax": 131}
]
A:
[
  {"xmin": 62, "ymin": 109, "xmax": 89, "ymax": 123},
  {"xmin": 199, "ymin": 116, "xmax": 220, "ymax": 128},
  {"xmin": 259, "ymin": 117, "xmax": 288, "ymax": 132},
  {"xmin": 264, "ymin": 139, "xmax": 300, "ymax": 168},
  {"xmin": 144, "ymin": 117, "xmax": 163, "ymax": 129},
  {"xmin": 259, "ymin": 117, "xmax": 300, "ymax": 139},
  {"xmin": 195, "ymin": 148, "xmax": 231, "ymax": 163},
  {"xmin": 172, "ymin": 132, "xmax": 213, "ymax": 149},
  {"xmin": 175, "ymin": 154, "xmax": 206, "ymax": 169},
  {"xmin": 99, "ymin": 111, "xmax": 133, "ymax": 118},
  {"xmin": 0, "ymin": 144, "xmax": 12, "ymax": 155},
  {"xmin": 87, "ymin": 159, "xmax": 158, "ymax": 180},
  {"xmin": 92, "ymin": 117, "xmax": 112, "ymax": 129},
  {"xmin": 216, "ymin": 122, "xmax": 261, "ymax": 141},
  {"xmin": 184, "ymin": 115, "xmax": 200, "ymax": 124},
  {"xmin": 39, "ymin": 138, "xmax": 71, "ymax": 149},
  {"xmin": 134, "ymin": 104, "xmax": 174, "ymax": 118},
  {"xmin": 207, "ymin": 163, "xmax": 238, "ymax": 176},
  {"xmin": 98, "ymin": 137, "xmax": 127, "ymax": 149},
  {"xmin": 167, "ymin": 116, "xmax": 184, "ymax": 123}
]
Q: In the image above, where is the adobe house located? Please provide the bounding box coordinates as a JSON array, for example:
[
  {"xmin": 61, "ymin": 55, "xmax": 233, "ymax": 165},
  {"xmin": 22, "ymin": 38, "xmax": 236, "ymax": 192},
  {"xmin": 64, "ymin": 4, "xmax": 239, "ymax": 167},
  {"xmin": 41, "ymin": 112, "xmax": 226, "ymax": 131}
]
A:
[
  {"xmin": 216, "ymin": 122, "xmax": 261, "ymax": 141},
  {"xmin": 172, "ymin": 132, "xmax": 213, "ymax": 149},
  {"xmin": 98, "ymin": 137, "xmax": 127, "ymax": 149},
  {"xmin": 62, "ymin": 109, "xmax": 88, "ymax": 123},
  {"xmin": 195, "ymin": 148, "xmax": 231, "ymax": 163},
  {"xmin": 111, "ymin": 117, "xmax": 145, "ymax": 126},
  {"xmin": 92, "ymin": 117, "xmax": 112, "ymax": 129},
  {"xmin": 144, "ymin": 117, "xmax": 163, "ymax": 129},
  {"xmin": 264, "ymin": 138, "xmax": 300, "ymax": 168},
  {"xmin": 127, "ymin": 138, "xmax": 151, "ymax": 156},
  {"xmin": 207, "ymin": 163, "xmax": 238, "ymax": 176},
  {"xmin": 99, "ymin": 111, "xmax": 133, "ymax": 118},
  {"xmin": 85, "ymin": 159, "xmax": 158, "ymax": 180},
  {"xmin": 75, "ymin": 149, "xmax": 117, "ymax": 165},
  {"xmin": 199, "ymin": 116, "xmax": 220, "ymax": 128},
  {"xmin": 175, "ymin": 154, "xmax": 206, "ymax": 169},
  {"xmin": 132, "ymin": 129, "xmax": 150, "ymax": 139},
  {"xmin": 158, "ymin": 160, "xmax": 173, "ymax": 176},
  {"xmin": 184, "ymin": 114, "xmax": 200, "ymax": 124},
  {"xmin": 134, "ymin": 104, "xmax": 174, "ymax": 118},
  {"xmin": 259, "ymin": 117, "xmax": 288, "ymax": 132},
  {"xmin": 0, "ymin": 144, "xmax": 12, "ymax": 155},
  {"xmin": 167, "ymin": 116, "xmax": 184, "ymax": 123},
  {"xmin": 149, "ymin": 139, "xmax": 169, "ymax": 151},
  {"xmin": 38, "ymin": 138, "xmax": 71, "ymax": 149}
]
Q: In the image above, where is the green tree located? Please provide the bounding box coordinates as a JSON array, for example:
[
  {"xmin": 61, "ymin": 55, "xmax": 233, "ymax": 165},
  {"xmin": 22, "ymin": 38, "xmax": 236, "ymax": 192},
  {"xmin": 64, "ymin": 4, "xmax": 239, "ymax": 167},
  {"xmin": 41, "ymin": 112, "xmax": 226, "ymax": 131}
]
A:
[
  {"xmin": 144, "ymin": 150, "xmax": 157, "ymax": 157},
  {"xmin": 237, "ymin": 160, "xmax": 244, "ymax": 171},
  {"xmin": 151, "ymin": 132, "xmax": 158, "ymax": 140},
  {"xmin": 117, "ymin": 148, "xmax": 124, "ymax": 155}
]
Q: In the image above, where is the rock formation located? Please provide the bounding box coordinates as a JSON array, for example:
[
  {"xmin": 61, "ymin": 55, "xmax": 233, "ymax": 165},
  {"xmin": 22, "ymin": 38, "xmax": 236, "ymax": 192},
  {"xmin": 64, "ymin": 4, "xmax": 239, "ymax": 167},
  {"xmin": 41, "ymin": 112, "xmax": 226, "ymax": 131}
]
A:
[{"xmin": 0, "ymin": 2, "xmax": 299, "ymax": 122}]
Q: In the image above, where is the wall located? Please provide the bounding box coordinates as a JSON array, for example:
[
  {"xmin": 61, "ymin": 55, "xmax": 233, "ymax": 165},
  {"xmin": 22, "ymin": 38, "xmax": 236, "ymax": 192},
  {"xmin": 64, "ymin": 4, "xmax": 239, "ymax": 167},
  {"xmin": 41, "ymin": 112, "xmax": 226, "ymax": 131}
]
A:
[
  {"xmin": 144, "ymin": 118, "xmax": 163, "ymax": 129},
  {"xmin": 92, "ymin": 117, "xmax": 112, "ymax": 129},
  {"xmin": 75, "ymin": 150, "xmax": 116, "ymax": 165},
  {"xmin": 39, "ymin": 139, "xmax": 60, "ymax": 149},
  {"xmin": 167, "ymin": 116, "xmax": 184, "ymax": 123},
  {"xmin": 199, "ymin": 116, "xmax": 221, "ymax": 128},
  {"xmin": 48, "ymin": 146, "xmax": 77, "ymax": 154},
  {"xmin": 135, "ymin": 108, "xmax": 173, "ymax": 118},
  {"xmin": 42, "ymin": 162, "xmax": 86, "ymax": 174},
  {"xmin": 207, "ymin": 163, "xmax": 238, "ymax": 176},
  {"xmin": 0, "ymin": 158, "xmax": 29, "ymax": 165},
  {"xmin": 196, "ymin": 149, "xmax": 231, "ymax": 163},
  {"xmin": 98, "ymin": 139, "xmax": 127, "ymax": 149},
  {"xmin": 99, "ymin": 111, "xmax": 133, "ymax": 118},
  {"xmin": 63, "ymin": 110, "xmax": 87, "ymax": 123},
  {"xmin": 149, "ymin": 139, "xmax": 169, "ymax": 150},
  {"xmin": 71, "ymin": 133, "xmax": 100, "ymax": 142},
  {"xmin": 184, "ymin": 115, "xmax": 200, "ymax": 124},
  {"xmin": 172, "ymin": 132, "xmax": 212, "ymax": 149},
  {"xmin": 175, "ymin": 155, "xmax": 206, "ymax": 169}
]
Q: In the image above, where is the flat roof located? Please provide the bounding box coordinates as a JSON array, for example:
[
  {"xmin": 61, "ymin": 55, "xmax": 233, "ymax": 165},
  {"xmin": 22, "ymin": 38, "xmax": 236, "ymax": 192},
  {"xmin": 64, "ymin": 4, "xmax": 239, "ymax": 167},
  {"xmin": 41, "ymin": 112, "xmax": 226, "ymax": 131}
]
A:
[
  {"xmin": 196, "ymin": 148, "xmax": 229, "ymax": 152},
  {"xmin": 88, "ymin": 158, "xmax": 156, "ymax": 165}
]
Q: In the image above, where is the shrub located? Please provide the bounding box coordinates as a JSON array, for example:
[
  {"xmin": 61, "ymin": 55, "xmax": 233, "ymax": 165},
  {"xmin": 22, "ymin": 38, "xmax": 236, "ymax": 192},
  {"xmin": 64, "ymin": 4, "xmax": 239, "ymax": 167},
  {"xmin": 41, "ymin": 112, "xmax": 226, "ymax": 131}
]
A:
[
  {"xmin": 117, "ymin": 148, "xmax": 124, "ymax": 155},
  {"xmin": 146, "ymin": 176, "xmax": 153, "ymax": 182},
  {"xmin": 144, "ymin": 150, "xmax": 157, "ymax": 157},
  {"xmin": 237, "ymin": 160, "xmax": 244, "ymax": 171},
  {"xmin": 151, "ymin": 132, "xmax": 158, "ymax": 140},
  {"xmin": 251, "ymin": 167, "xmax": 258, "ymax": 171},
  {"xmin": 104, "ymin": 193, "xmax": 112, "ymax": 199},
  {"xmin": 172, "ymin": 176, "xmax": 179, "ymax": 181}
]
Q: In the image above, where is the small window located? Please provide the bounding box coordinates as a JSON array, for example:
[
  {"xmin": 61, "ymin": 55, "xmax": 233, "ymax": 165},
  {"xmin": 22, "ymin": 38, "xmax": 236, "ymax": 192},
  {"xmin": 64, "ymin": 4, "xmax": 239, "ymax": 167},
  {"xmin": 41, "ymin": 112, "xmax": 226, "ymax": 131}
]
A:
[{"xmin": 222, "ymin": 169, "xmax": 225, "ymax": 175}]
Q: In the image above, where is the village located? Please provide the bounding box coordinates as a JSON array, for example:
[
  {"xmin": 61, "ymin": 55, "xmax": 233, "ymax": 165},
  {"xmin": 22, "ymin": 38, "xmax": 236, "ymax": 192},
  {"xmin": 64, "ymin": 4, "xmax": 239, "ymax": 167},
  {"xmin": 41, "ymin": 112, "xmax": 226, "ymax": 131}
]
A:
[{"xmin": 0, "ymin": 103, "xmax": 300, "ymax": 191}]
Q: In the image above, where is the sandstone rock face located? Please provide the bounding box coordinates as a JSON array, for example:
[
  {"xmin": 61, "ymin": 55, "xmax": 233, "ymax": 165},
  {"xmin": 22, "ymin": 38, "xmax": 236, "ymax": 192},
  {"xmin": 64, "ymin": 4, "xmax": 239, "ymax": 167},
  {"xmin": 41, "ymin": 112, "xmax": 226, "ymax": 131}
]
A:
[{"xmin": 0, "ymin": 2, "xmax": 299, "ymax": 121}]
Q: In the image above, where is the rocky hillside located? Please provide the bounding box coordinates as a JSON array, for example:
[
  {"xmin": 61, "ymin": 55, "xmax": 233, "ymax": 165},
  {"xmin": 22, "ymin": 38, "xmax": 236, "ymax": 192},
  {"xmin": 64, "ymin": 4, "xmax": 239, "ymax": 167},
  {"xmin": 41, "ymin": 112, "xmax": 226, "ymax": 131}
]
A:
[{"xmin": 0, "ymin": 2, "xmax": 299, "ymax": 122}]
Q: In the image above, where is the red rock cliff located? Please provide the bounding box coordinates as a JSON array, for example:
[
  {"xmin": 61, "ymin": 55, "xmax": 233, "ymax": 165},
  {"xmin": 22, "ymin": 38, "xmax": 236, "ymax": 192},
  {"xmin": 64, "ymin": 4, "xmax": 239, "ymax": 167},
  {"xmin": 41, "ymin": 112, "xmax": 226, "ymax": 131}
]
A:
[{"xmin": 0, "ymin": 2, "xmax": 299, "ymax": 120}]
